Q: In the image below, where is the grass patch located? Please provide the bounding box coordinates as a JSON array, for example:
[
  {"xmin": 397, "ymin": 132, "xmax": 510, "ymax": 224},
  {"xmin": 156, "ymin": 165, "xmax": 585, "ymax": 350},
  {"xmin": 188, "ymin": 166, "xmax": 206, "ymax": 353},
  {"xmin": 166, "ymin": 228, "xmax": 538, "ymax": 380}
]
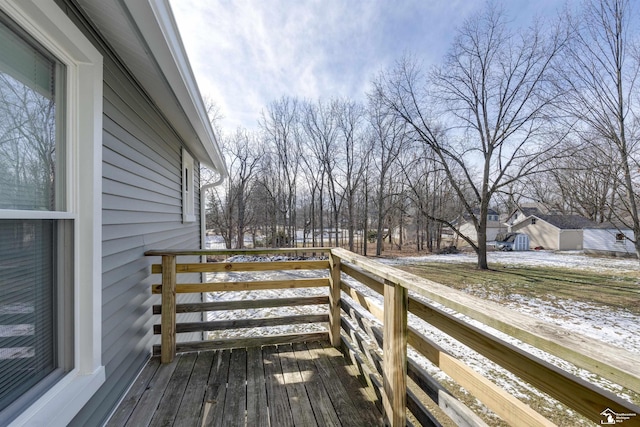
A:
[
  {"xmin": 398, "ymin": 261, "xmax": 640, "ymax": 425},
  {"xmin": 398, "ymin": 262, "xmax": 640, "ymax": 315}
]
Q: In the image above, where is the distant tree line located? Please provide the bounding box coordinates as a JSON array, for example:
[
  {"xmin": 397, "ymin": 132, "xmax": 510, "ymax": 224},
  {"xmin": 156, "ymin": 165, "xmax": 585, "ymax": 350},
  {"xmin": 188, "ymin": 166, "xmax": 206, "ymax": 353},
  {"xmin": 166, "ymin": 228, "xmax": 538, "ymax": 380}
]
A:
[{"xmin": 204, "ymin": 0, "xmax": 640, "ymax": 268}]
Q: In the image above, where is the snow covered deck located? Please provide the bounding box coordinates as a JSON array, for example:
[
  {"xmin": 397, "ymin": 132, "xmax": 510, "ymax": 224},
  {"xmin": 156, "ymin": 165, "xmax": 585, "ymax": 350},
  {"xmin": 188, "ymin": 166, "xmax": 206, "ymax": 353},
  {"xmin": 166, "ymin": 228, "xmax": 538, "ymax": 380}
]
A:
[{"xmin": 107, "ymin": 341, "xmax": 383, "ymax": 427}]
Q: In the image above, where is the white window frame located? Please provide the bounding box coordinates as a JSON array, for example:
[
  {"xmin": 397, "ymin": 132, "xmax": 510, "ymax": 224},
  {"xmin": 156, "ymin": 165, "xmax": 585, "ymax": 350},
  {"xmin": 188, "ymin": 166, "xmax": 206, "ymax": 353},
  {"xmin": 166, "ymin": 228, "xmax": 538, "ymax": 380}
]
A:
[
  {"xmin": 0, "ymin": 1, "xmax": 104, "ymax": 426},
  {"xmin": 182, "ymin": 147, "xmax": 196, "ymax": 223}
]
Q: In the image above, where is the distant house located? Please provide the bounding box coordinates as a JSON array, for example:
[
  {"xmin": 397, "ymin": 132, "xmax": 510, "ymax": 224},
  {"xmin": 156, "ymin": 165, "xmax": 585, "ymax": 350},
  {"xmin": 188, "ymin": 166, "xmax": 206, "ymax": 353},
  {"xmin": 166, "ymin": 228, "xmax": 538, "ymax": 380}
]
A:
[
  {"xmin": 456, "ymin": 208, "xmax": 507, "ymax": 244},
  {"xmin": 504, "ymin": 206, "xmax": 546, "ymax": 228},
  {"xmin": 0, "ymin": 1, "xmax": 226, "ymax": 426},
  {"xmin": 584, "ymin": 223, "xmax": 637, "ymax": 258},
  {"xmin": 507, "ymin": 208, "xmax": 598, "ymax": 250}
]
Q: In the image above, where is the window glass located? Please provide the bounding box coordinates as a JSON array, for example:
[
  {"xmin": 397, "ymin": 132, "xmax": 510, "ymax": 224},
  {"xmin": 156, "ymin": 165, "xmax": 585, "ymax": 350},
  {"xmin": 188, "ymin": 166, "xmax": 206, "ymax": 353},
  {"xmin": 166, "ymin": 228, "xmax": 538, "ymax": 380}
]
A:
[
  {"xmin": 0, "ymin": 14, "xmax": 65, "ymax": 211},
  {"xmin": 0, "ymin": 220, "xmax": 57, "ymax": 413},
  {"xmin": 182, "ymin": 148, "xmax": 195, "ymax": 222}
]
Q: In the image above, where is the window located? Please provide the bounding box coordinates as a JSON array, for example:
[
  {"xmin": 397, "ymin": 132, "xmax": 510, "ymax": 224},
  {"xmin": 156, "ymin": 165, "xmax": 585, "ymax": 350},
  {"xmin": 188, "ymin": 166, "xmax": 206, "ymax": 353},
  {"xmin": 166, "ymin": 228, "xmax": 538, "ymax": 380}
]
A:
[
  {"xmin": 615, "ymin": 233, "xmax": 625, "ymax": 244},
  {"xmin": 531, "ymin": 218, "xmax": 537, "ymax": 225},
  {"xmin": 182, "ymin": 147, "xmax": 196, "ymax": 222},
  {"xmin": 0, "ymin": 12, "xmax": 73, "ymax": 421},
  {"xmin": 0, "ymin": 1, "xmax": 103, "ymax": 425}
]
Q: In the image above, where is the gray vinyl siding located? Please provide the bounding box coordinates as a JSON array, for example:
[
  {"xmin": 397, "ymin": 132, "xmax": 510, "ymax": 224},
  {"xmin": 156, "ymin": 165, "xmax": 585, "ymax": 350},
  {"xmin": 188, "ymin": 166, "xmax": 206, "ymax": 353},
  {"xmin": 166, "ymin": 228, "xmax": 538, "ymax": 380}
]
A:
[{"xmin": 54, "ymin": 2, "xmax": 205, "ymax": 426}]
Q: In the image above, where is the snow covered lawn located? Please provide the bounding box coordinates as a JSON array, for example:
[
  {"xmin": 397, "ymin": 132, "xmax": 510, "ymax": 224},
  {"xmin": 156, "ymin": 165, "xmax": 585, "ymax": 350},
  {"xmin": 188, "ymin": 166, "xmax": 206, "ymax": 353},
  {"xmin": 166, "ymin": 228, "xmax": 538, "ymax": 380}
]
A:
[
  {"xmin": 381, "ymin": 250, "xmax": 640, "ymax": 353},
  {"xmin": 384, "ymin": 249, "xmax": 640, "ymax": 273},
  {"xmin": 202, "ymin": 251, "xmax": 640, "ymax": 424}
]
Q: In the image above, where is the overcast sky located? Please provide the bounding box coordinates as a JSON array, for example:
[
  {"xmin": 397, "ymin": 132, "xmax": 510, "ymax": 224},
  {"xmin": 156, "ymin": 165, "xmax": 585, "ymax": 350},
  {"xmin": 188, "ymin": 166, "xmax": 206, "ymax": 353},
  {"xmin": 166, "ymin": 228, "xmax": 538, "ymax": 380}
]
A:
[{"xmin": 170, "ymin": 0, "xmax": 573, "ymax": 133}]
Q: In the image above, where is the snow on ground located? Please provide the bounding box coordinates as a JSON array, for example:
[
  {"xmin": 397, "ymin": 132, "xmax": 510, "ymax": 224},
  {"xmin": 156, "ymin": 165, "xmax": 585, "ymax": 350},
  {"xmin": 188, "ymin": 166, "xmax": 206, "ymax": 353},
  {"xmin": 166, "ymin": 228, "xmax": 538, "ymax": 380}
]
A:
[
  {"xmin": 382, "ymin": 249, "xmax": 640, "ymax": 273},
  {"xmin": 203, "ymin": 252, "xmax": 640, "ymax": 422},
  {"xmin": 204, "ymin": 251, "xmax": 639, "ymax": 355},
  {"xmin": 380, "ymin": 250, "xmax": 640, "ymax": 352}
]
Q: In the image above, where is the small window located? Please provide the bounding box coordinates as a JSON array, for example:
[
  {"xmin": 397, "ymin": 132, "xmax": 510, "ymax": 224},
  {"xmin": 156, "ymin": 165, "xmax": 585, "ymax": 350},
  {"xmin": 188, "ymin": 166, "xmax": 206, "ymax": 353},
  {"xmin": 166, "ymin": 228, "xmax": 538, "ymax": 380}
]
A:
[
  {"xmin": 182, "ymin": 148, "xmax": 195, "ymax": 222},
  {"xmin": 615, "ymin": 233, "xmax": 625, "ymax": 244},
  {"xmin": 531, "ymin": 218, "xmax": 537, "ymax": 225}
]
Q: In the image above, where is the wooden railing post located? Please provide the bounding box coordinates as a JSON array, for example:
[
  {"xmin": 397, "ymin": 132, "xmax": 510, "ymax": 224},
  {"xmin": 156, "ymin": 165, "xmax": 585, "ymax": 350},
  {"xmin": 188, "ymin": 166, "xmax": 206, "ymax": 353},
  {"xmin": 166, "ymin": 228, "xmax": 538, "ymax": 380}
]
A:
[
  {"xmin": 161, "ymin": 255, "xmax": 177, "ymax": 363},
  {"xmin": 328, "ymin": 252, "xmax": 341, "ymax": 347},
  {"xmin": 383, "ymin": 279, "xmax": 407, "ymax": 426}
]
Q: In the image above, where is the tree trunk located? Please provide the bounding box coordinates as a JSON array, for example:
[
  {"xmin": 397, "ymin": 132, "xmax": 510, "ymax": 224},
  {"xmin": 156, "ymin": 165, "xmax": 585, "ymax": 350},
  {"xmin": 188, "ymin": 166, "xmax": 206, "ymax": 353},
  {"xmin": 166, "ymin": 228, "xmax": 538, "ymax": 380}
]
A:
[
  {"xmin": 476, "ymin": 227, "xmax": 488, "ymax": 269},
  {"xmin": 348, "ymin": 195, "xmax": 355, "ymax": 252}
]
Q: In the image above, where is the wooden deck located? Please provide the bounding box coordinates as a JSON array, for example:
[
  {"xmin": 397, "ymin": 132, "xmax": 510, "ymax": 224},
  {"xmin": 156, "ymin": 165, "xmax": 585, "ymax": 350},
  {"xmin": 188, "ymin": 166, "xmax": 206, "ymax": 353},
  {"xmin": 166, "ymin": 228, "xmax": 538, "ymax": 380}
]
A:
[{"xmin": 107, "ymin": 341, "xmax": 384, "ymax": 427}]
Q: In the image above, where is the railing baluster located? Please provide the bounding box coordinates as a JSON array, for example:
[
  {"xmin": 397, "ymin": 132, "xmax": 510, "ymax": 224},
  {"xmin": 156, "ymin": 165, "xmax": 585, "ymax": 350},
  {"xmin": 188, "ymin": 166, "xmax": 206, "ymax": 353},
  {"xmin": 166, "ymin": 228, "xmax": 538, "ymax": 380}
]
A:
[
  {"xmin": 161, "ymin": 254, "xmax": 177, "ymax": 363},
  {"xmin": 383, "ymin": 279, "xmax": 407, "ymax": 426},
  {"xmin": 328, "ymin": 252, "xmax": 341, "ymax": 347}
]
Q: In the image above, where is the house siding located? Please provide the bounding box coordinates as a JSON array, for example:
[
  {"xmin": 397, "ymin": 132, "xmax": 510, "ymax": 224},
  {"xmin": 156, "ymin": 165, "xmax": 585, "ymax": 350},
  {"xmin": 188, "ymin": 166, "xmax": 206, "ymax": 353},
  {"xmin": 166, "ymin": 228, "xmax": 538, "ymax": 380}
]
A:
[
  {"xmin": 512, "ymin": 220, "xmax": 559, "ymax": 250},
  {"xmin": 584, "ymin": 229, "xmax": 636, "ymax": 256},
  {"xmin": 513, "ymin": 219, "xmax": 586, "ymax": 250},
  {"xmin": 458, "ymin": 222, "xmax": 505, "ymax": 245},
  {"xmin": 54, "ymin": 1, "xmax": 204, "ymax": 426},
  {"xmin": 558, "ymin": 230, "xmax": 583, "ymax": 250}
]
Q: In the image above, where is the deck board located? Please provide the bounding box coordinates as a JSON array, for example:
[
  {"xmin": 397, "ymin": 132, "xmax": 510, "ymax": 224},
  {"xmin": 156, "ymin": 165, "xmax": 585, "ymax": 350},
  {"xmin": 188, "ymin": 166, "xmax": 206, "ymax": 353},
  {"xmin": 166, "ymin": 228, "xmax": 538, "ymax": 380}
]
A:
[
  {"xmin": 223, "ymin": 349, "xmax": 247, "ymax": 427},
  {"xmin": 201, "ymin": 348, "xmax": 231, "ymax": 426},
  {"xmin": 173, "ymin": 351, "xmax": 214, "ymax": 427},
  {"xmin": 106, "ymin": 357, "xmax": 161, "ymax": 426},
  {"xmin": 278, "ymin": 343, "xmax": 318, "ymax": 427},
  {"xmin": 112, "ymin": 341, "xmax": 383, "ymax": 426},
  {"xmin": 263, "ymin": 344, "xmax": 295, "ymax": 427},
  {"xmin": 246, "ymin": 346, "xmax": 269, "ymax": 427},
  {"xmin": 149, "ymin": 352, "xmax": 197, "ymax": 426},
  {"xmin": 291, "ymin": 342, "xmax": 342, "ymax": 427},
  {"xmin": 307, "ymin": 341, "xmax": 380, "ymax": 426}
]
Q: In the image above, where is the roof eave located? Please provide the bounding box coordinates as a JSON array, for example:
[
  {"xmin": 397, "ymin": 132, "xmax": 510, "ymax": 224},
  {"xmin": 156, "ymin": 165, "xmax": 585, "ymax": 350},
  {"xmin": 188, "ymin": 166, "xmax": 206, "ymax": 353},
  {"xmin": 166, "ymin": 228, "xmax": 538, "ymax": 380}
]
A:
[
  {"xmin": 87, "ymin": 0, "xmax": 227, "ymax": 178},
  {"xmin": 123, "ymin": 0, "xmax": 227, "ymax": 177}
]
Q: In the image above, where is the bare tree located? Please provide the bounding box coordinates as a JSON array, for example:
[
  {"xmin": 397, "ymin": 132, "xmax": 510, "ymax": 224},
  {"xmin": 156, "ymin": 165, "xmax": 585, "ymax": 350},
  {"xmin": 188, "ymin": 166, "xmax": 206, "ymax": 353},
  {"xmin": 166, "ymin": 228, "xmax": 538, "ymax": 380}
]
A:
[
  {"xmin": 398, "ymin": 143, "xmax": 459, "ymax": 251},
  {"xmin": 334, "ymin": 99, "xmax": 370, "ymax": 251},
  {"xmin": 374, "ymin": 5, "xmax": 568, "ymax": 269},
  {"xmin": 527, "ymin": 138, "xmax": 619, "ymax": 222},
  {"xmin": 301, "ymin": 100, "xmax": 341, "ymax": 246},
  {"xmin": 560, "ymin": 0, "xmax": 640, "ymax": 257},
  {"xmin": 201, "ymin": 97, "xmax": 226, "ymax": 186},
  {"xmin": 299, "ymin": 142, "xmax": 324, "ymax": 247},
  {"xmin": 0, "ymin": 74, "xmax": 58, "ymax": 210},
  {"xmin": 367, "ymin": 94, "xmax": 407, "ymax": 256},
  {"xmin": 260, "ymin": 97, "xmax": 301, "ymax": 247},
  {"xmin": 207, "ymin": 129, "xmax": 261, "ymax": 248}
]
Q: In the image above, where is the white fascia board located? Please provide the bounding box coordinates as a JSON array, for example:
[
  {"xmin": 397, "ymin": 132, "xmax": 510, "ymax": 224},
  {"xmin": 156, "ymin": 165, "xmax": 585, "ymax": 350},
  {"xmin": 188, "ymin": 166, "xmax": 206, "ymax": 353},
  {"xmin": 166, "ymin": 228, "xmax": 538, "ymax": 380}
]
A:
[{"xmin": 122, "ymin": 0, "xmax": 227, "ymax": 178}]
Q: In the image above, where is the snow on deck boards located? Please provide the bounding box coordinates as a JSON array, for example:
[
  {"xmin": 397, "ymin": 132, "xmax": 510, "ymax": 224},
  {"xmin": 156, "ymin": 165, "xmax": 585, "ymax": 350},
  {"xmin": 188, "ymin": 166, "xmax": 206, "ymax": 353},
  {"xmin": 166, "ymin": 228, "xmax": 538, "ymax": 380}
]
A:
[{"xmin": 107, "ymin": 341, "xmax": 383, "ymax": 427}]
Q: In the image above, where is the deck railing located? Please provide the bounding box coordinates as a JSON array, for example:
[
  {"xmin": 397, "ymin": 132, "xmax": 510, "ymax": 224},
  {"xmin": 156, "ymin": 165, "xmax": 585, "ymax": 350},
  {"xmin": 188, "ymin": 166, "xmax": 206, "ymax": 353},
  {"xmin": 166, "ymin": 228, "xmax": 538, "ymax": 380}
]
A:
[{"xmin": 145, "ymin": 248, "xmax": 640, "ymax": 426}]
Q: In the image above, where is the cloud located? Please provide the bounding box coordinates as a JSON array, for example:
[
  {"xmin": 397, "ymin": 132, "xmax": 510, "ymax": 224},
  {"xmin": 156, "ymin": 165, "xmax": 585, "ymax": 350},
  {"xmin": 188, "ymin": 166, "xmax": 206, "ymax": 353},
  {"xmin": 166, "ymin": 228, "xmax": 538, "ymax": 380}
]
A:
[{"xmin": 170, "ymin": 0, "xmax": 567, "ymax": 132}]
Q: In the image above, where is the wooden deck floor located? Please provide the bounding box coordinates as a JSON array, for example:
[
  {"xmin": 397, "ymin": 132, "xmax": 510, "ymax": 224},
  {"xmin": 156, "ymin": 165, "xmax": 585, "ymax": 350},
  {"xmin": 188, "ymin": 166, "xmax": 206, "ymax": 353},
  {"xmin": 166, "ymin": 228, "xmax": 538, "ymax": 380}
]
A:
[{"xmin": 107, "ymin": 341, "xmax": 384, "ymax": 426}]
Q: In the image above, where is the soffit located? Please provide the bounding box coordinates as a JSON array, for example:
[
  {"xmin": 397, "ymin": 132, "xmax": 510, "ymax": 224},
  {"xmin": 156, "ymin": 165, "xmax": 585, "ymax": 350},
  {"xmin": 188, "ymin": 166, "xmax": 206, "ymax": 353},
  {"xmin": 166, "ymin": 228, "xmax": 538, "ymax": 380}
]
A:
[{"xmin": 75, "ymin": 0, "xmax": 226, "ymax": 177}]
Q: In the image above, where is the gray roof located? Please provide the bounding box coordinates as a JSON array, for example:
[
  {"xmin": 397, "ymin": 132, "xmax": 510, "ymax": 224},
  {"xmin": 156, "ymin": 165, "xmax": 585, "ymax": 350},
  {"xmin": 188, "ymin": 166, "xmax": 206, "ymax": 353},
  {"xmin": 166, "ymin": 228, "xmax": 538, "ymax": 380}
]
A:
[
  {"xmin": 535, "ymin": 214, "xmax": 598, "ymax": 229},
  {"xmin": 585, "ymin": 221, "xmax": 632, "ymax": 230},
  {"xmin": 521, "ymin": 207, "xmax": 543, "ymax": 216}
]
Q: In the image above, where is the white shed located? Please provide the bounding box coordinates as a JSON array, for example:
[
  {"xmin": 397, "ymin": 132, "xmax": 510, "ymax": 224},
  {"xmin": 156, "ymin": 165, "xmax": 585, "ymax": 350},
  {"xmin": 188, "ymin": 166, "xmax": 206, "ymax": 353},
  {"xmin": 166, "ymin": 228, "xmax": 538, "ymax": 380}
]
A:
[{"xmin": 512, "ymin": 233, "xmax": 530, "ymax": 251}]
